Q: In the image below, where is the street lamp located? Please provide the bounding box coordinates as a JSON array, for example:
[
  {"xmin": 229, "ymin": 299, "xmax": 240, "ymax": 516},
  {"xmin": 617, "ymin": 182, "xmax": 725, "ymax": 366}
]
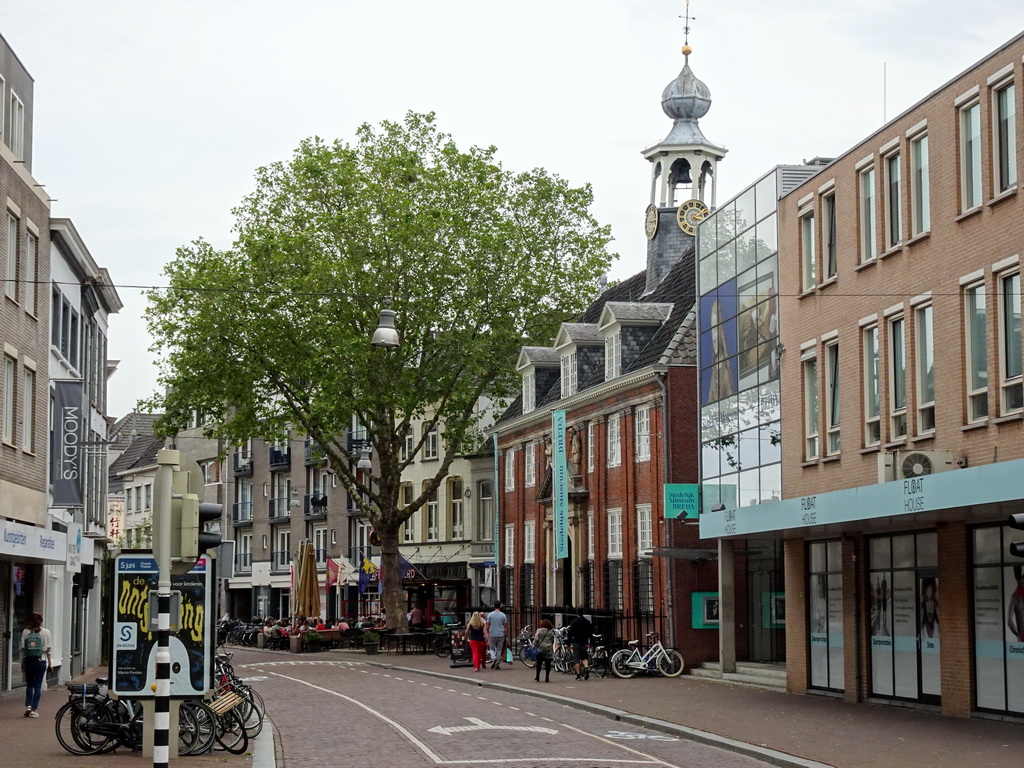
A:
[{"xmin": 371, "ymin": 296, "xmax": 400, "ymax": 348}]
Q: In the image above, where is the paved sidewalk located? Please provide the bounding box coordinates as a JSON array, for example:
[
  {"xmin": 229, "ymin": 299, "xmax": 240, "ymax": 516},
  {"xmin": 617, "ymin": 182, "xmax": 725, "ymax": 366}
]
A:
[{"xmin": 317, "ymin": 647, "xmax": 1022, "ymax": 768}]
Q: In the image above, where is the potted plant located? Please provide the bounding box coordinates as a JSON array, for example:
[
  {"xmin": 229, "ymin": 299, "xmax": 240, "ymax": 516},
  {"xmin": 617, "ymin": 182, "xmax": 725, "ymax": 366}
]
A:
[
  {"xmin": 362, "ymin": 630, "xmax": 381, "ymax": 655},
  {"xmin": 303, "ymin": 630, "xmax": 323, "ymax": 653}
]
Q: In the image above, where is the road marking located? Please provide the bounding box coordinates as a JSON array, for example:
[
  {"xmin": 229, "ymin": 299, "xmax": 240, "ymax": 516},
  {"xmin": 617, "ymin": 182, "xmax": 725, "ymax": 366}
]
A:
[
  {"xmin": 557, "ymin": 720, "xmax": 679, "ymax": 768},
  {"xmin": 428, "ymin": 717, "xmax": 558, "ymax": 736},
  {"xmin": 239, "ymin": 676, "xmax": 268, "ymax": 681},
  {"xmin": 603, "ymin": 731, "xmax": 679, "ymax": 742},
  {"xmin": 263, "ymin": 670, "xmax": 445, "ymax": 764},
  {"xmin": 508, "ymin": 707, "xmax": 521, "ymax": 711}
]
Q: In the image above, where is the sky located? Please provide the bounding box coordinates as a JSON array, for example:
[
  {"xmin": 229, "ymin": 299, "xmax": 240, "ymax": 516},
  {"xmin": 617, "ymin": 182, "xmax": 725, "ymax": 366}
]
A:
[{"xmin": 4, "ymin": 0, "xmax": 1024, "ymax": 417}]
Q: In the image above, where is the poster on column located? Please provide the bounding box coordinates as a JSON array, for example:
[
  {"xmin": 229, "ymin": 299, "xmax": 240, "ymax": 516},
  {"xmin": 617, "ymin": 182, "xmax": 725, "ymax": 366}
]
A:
[
  {"xmin": 919, "ymin": 576, "xmax": 940, "ymax": 696},
  {"xmin": 891, "ymin": 571, "xmax": 918, "ymax": 698},
  {"xmin": 1005, "ymin": 564, "xmax": 1024, "ymax": 712},
  {"xmin": 973, "ymin": 565, "xmax": 1007, "ymax": 710},
  {"xmin": 870, "ymin": 571, "xmax": 894, "ymax": 696}
]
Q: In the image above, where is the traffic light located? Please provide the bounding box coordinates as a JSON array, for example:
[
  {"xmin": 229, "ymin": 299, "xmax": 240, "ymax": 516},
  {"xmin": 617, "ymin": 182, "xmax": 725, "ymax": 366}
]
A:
[
  {"xmin": 1010, "ymin": 513, "xmax": 1024, "ymax": 558},
  {"xmin": 197, "ymin": 502, "xmax": 223, "ymax": 555}
]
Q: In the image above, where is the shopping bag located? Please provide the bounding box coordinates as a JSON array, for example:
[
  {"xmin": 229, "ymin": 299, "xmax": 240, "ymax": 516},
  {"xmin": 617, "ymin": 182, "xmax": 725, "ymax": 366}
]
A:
[{"xmin": 505, "ymin": 646, "xmax": 513, "ymax": 664}]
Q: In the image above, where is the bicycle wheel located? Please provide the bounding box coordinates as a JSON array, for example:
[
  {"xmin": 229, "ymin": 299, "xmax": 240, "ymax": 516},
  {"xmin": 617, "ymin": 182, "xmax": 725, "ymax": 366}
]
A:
[
  {"xmin": 433, "ymin": 635, "xmax": 451, "ymax": 658},
  {"xmin": 180, "ymin": 700, "xmax": 217, "ymax": 755},
  {"xmin": 214, "ymin": 708, "xmax": 249, "ymax": 755},
  {"xmin": 610, "ymin": 649, "xmax": 637, "ymax": 679},
  {"xmin": 55, "ymin": 699, "xmax": 112, "ymax": 756},
  {"xmin": 519, "ymin": 643, "xmax": 537, "ymax": 668},
  {"xmin": 657, "ymin": 649, "xmax": 685, "ymax": 677},
  {"xmin": 592, "ymin": 649, "xmax": 611, "ymax": 678},
  {"xmin": 235, "ymin": 688, "xmax": 265, "ymax": 738}
]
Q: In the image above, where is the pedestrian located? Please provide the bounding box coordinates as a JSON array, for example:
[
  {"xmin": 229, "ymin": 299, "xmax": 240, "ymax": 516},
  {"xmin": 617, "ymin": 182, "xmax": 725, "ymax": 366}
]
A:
[
  {"xmin": 567, "ymin": 606, "xmax": 593, "ymax": 680},
  {"xmin": 485, "ymin": 601, "xmax": 507, "ymax": 669},
  {"xmin": 533, "ymin": 619, "xmax": 555, "ymax": 683},
  {"xmin": 467, "ymin": 611, "xmax": 487, "ymax": 671},
  {"xmin": 21, "ymin": 612, "xmax": 52, "ymax": 717}
]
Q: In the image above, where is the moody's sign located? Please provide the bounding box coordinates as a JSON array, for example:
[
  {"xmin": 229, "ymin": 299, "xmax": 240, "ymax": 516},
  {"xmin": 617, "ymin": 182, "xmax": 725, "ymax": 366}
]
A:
[{"xmin": 52, "ymin": 380, "xmax": 84, "ymax": 507}]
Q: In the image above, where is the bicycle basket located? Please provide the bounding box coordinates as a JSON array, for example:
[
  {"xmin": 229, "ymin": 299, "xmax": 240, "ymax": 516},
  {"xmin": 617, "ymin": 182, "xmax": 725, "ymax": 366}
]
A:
[{"xmin": 208, "ymin": 685, "xmax": 244, "ymax": 715}]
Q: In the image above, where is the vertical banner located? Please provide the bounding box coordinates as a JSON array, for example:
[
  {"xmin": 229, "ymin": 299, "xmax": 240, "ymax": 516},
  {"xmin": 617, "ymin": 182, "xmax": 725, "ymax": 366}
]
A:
[
  {"xmin": 52, "ymin": 380, "xmax": 84, "ymax": 507},
  {"xmin": 492, "ymin": 433, "xmax": 500, "ymax": 567},
  {"xmin": 553, "ymin": 410, "xmax": 569, "ymax": 560}
]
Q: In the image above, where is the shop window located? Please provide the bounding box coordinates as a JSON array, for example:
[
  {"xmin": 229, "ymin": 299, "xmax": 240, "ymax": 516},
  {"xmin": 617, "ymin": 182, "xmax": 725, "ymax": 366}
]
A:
[{"xmin": 808, "ymin": 540, "xmax": 844, "ymax": 691}]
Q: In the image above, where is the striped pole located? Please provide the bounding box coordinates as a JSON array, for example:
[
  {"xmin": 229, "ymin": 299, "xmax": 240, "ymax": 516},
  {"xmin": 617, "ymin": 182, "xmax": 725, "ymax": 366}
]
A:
[{"xmin": 153, "ymin": 591, "xmax": 171, "ymax": 768}]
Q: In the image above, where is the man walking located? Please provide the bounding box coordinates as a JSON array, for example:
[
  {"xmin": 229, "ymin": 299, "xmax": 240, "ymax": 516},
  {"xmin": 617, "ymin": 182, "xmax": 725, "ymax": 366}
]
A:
[
  {"xmin": 567, "ymin": 606, "xmax": 593, "ymax": 680},
  {"xmin": 485, "ymin": 602, "xmax": 507, "ymax": 669}
]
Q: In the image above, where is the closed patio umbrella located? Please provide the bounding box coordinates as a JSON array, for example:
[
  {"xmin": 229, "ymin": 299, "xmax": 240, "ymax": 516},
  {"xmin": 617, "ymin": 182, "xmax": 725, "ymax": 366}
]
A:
[{"xmin": 293, "ymin": 541, "xmax": 321, "ymax": 622}]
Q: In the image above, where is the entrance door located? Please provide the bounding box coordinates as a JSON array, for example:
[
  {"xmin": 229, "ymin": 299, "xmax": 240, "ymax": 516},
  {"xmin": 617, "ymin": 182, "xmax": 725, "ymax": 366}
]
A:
[
  {"xmin": 747, "ymin": 539, "xmax": 785, "ymax": 663},
  {"xmin": 9, "ymin": 563, "xmax": 34, "ymax": 689}
]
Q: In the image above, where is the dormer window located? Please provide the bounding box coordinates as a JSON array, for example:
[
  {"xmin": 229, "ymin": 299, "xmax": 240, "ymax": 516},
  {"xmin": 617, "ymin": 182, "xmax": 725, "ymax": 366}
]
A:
[
  {"xmin": 605, "ymin": 332, "xmax": 622, "ymax": 379},
  {"xmin": 561, "ymin": 350, "xmax": 578, "ymax": 398},
  {"xmin": 522, "ymin": 369, "xmax": 536, "ymax": 413}
]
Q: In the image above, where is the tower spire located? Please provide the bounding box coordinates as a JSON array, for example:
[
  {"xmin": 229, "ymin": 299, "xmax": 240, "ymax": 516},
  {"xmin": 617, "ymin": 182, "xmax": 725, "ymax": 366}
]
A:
[{"xmin": 681, "ymin": 0, "xmax": 694, "ymax": 59}]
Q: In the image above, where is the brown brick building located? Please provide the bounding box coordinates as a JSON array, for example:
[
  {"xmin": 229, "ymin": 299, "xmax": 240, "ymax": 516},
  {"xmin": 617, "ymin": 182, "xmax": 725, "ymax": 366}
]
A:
[{"xmin": 702, "ymin": 32, "xmax": 1024, "ymax": 718}]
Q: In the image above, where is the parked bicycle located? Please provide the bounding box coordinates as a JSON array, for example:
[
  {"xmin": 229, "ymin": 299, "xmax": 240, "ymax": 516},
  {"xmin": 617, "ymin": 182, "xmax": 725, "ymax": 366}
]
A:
[
  {"xmin": 589, "ymin": 633, "xmax": 612, "ymax": 678},
  {"xmin": 610, "ymin": 631, "xmax": 684, "ymax": 678},
  {"xmin": 515, "ymin": 625, "xmax": 537, "ymax": 668}
]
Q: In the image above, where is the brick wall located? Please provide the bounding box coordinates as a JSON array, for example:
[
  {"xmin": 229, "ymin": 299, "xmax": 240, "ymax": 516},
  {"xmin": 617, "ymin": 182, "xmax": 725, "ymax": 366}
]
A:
[
  {"xmin": 938, "ymin": 521, "xmax": 972, "ymax": 717},
  {"xmin": 784, "ymin": 539, "xmax": 808, "ymax": 693}
]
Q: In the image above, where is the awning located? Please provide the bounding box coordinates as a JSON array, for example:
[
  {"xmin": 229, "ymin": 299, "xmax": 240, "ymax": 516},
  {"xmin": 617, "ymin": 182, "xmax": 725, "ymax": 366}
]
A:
[{"xmin": 409, "ymin": 563, "xmax": 468, "ymax": 582}]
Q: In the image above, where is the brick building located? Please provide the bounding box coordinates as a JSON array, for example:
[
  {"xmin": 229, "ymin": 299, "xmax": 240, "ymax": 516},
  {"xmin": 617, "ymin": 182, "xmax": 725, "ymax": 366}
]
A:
[
  {"xmin": 702, "ymin": 32, "xmax": 1024, "ymax": 718},
  {"xmin": 491, "ymin": 43, "xmax": 723, "ymax": 660}
]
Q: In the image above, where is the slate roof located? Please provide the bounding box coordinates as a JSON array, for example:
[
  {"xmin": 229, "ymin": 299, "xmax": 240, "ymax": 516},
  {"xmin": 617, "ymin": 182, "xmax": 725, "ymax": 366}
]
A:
[
  {"xmin": 108, "ymin": 412, "xmax": 161, "ymax": 450},
  {"xmin": 519, "ymin": 347, "xmax": 561, "ymax": 366},
  {"xmin": 496, "ymin": 247, "xmax": 696, "ymax": 424},
  {"xmin": 108, "ymin": 434, "xmax": 164, "ymax": 478},
  {"xmin": 556, "ymin": 323, "xmax": 605, "ymax": 345},
  {"xmin": 600, "ymin": 302, "xmax": 674, "ymax": 325}
]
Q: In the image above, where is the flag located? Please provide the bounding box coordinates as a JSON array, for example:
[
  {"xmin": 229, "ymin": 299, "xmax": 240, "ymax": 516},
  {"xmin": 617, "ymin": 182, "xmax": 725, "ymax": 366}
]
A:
[
  {"xmin": 358, "ymin": 554, "xmax": 378, "ymax": 596},
  {"xmin": 397, "ymin": 551, "xmax": 418, "ymax": 580},
  {"xmin": 325, "ymin": 557, "xmax": 340, "ymax": 590}
]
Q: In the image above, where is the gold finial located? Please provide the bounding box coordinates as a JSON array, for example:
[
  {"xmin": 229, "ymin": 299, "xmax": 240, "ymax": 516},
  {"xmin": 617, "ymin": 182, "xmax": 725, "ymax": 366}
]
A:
[{"xmin": 680, "ymin": 0, "xmax": 694, "ymax": 59}]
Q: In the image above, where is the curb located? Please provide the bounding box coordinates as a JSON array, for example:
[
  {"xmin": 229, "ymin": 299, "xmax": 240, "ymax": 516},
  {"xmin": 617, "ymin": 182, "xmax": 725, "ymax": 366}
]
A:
[{"xmin": 358, "ymin": 658, "xmax": 834, "ymax": 768}]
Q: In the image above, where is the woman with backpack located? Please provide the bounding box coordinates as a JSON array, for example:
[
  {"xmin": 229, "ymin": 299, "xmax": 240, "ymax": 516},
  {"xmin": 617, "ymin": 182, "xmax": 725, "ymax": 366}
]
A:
[
  {"xmin": 533, "ymin": 619, "xmax": 555, "ymax": 683},
  {"xmin": 21, "ymin": 612, "xmax": 52, "ymax": 717}
]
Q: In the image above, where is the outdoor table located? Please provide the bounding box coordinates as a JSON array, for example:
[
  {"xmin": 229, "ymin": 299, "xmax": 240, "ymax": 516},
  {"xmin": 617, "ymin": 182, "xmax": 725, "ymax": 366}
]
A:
[{"xmin": 385, "ymin": 632, "xmax": 433, "ymax": 654}]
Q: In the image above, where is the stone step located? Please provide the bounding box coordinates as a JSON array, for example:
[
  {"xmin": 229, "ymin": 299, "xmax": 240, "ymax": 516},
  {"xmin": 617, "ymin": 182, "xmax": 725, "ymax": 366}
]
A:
[
  {"xmin": 697, "ymin": 661, "xmax": 788, "ymax": 679},
  {"xmin": 688, "ymin": 666, "xmax": 787, "ymax": 690}
]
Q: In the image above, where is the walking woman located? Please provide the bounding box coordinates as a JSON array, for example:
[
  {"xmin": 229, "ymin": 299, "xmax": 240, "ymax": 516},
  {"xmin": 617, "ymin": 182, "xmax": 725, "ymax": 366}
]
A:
[
  {"xmin": 467, "ymin": 611, "xmax": 487, "ymax": 671},
  {"xmin": 533, "ymin": 619, "xmax": 555, "ymax": 683},
  {"xmin": 21, "ymin": 612, "xmax": 52, "ymax": 717}
]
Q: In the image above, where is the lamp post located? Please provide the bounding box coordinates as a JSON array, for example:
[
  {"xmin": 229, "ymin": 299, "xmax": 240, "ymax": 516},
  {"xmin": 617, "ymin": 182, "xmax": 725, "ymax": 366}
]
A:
[{"xmin": 371, "ymin": 296, "xmax": 400, "ymax": 348}]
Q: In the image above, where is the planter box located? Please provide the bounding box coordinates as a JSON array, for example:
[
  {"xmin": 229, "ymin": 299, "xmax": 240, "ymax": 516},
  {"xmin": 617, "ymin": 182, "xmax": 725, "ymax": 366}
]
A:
[{"xmin": 364, "ymin": 642, "xmax": 380, "ymax": 655}]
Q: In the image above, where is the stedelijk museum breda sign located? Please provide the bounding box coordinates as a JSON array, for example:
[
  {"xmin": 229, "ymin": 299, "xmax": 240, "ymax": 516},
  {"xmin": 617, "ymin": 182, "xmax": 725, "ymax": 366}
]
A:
[
  {"xmin": 52, "ymin": 379, "xmax": 84, "ymax": 507},
  {"xmin": 699, "ymin": 456, "xmax": 1024, "ymax": 539}
]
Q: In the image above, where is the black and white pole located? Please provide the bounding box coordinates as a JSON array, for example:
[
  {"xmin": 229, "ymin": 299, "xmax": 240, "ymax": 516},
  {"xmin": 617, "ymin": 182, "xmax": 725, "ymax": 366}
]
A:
[{"xmin": 152, "ymin": 450, "xmax": 177, "ymax": 768}]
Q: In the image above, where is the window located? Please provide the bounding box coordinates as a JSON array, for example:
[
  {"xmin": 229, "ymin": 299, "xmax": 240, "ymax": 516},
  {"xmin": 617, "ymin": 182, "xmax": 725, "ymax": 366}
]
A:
[
  {"xmin": 5, "ymin": 213, "xmax": 18, "ymax": 301},
  {"xmin": 524, "ymin": 442, "xmax": 536, "ymax": 487},
  {"xmin": 885, "ymin": 152, "xmax": 901, "ymax": 248},
  {"xmin": 275, "ymin": 529, "xmax": 291, "ymax": 569},
  {"xmin": 910, "ymin": 134, "xmax": 930, "ymax": 235},
  {"xmin": 8, "ymin": 92, "xmax": 24, "ymax": 161},
  {"xmin": 637, "ymin": 504, "xmax": 652, "ymax": 553},
  {"xmin": 587, "ymin": 422, "xmax": 595, "ymax": 472},
  {"xmin": 144, "ymin": 484, "xmax": 152, "ymax": 510},
  {"xmin": 606, "ymin": 415, "xmax": 621, "ymax": 467},
  {"xmin": 477, "ymin": 480, "xmax": 493, "ymax": 541},
  {"xmin": 859, "ymin": 167, "xmax": 876, "ymax": 262},
  {"xmin": 504, "ymin": 448, "xmax": 515, "ymax": 492},
  {"xmin": 825, "ymin": 341, "xmax": 840, "ymax": 454},
  {"xmin": 587, "ymin": 511, "xmax": 595, "ymax": 559},
  {"xmin": 634, "ymin": 405, "xmax": 651, "ymax": 461},
  {"xmin": 915, "ymin": 305, "xmax": 936, "ymax": 431},
  {"xmin": 803, "ymin": 356, "xmax": 819, "ymax": 460},
  {"xmin": 426, "ymin": 486, "xmax": 439, "ymax": 541},
  {"xmin": 522, "ymin": 369, "xmax": 535, "ymax": 413},
  {"xmin": 504, "ymin": 524, "xmax": 515, "ymax": 565},
  {"xmin": 607, "ymin": 509, "xmax": 622, "ymax": 557},
  {"xmin": 889, "ymin": 316, "xmax": 907, "ymax": 439},
  {"xmin": 965, "ymin": 282, "xmax": 989, "ymax": 421},
  {"xmin": 524, "ymin": 521, "xmax": 536, "ymax": 562},
  {"xmin": 21, "ymin": 368, "xmax": 33, "ymax": 452},
  {"xmin": 560, "ymin": 350, "xmax": 577, "ymax": 398},
  {"xmin": 605, "ymin": 331, "xmax": 621, "ymax": 379},
  {"xmin": 2, "ymin": 356, "xmax": 14, "ymax": 443},
  {"xmin": 314, "ymin": 527, "xmax": 328, "ymax": 565},
  {"xmin": 800, "ymin": 212, "xmax": 816, "ymax": 290},
  {"xmin": 1000, "ymin": 272, "xmax": 1023, "ymax": 413},
  {"xmin": 400, "ymin": 428, "xmax": 412, "ymax": 462},
  {"xmin": 21, "ymin": 230, "xmax": 36, "ymax": 315},
  {"xmin": 863, "ymin": 326, "xmax": 881, "ymax": 446},
  {"xmin": 961, "ymin": 101, "xmax": 982, "ymax": 210},
  {"xmin": 402, "ymin": 484, "xmax": 415, "ymax": 542},
  {"xmin": 423, "ymin": 427, "xmax": 438, "ymax": 460},
  {"xmin": 127, "ymin": 486, "xmax": 134, "ymax": 512},
  {"xmin": 823, "ymin": 193, "xmax": 837, "ymax": 279},
  {"xmin": 451, "ymin": 478, "xmax": 464, "ymax": 539},
  {"xmin": 995, "ymin": 82, "xmax": 1017, "ymax": 194}
]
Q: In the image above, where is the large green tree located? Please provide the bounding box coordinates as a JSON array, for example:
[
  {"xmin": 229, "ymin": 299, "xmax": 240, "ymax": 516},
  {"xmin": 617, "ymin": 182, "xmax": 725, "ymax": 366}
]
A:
[{"xmin": 145, "ymin": 112, "xmax": 613, "ymax": 628}]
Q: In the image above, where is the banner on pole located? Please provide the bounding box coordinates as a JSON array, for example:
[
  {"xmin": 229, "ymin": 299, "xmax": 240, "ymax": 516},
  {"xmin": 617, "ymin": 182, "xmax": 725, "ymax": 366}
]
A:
[
  {"xmin": 52, "ymin": 380, "xmax": 84, "ymax": 507},
  {"xmin": 552, "ymin": 410, "xmax": 569, "ymax": 560}
]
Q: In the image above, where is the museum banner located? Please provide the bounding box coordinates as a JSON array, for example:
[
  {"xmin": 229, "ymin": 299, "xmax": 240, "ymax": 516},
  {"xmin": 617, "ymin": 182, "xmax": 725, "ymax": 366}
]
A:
[{"xmin": 553, "ymin": 410, "xmax": 569, "ymax": 560}]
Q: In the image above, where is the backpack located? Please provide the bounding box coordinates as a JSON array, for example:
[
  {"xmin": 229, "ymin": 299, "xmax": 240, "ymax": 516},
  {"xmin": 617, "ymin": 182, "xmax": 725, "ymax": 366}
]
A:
[
  {"xmin": 24, "ymin": 630, "xmax": 44, "ymax": 660},
  {"xmin": 538, "ymin": 628, "xmax": 555, "ymax": 655}
]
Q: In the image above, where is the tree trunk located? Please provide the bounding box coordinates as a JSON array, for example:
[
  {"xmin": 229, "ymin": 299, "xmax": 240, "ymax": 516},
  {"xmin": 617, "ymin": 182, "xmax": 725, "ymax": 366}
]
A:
[{"xmin": 379, "ymin": 525, "xmax": 407, "ymax": 631}]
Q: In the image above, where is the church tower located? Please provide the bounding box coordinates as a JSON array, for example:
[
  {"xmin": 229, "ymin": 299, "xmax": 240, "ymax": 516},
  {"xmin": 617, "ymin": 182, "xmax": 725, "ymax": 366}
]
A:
[{"xmin": 642, "ymin": 2, "xmax": 726, "ymax": 294}]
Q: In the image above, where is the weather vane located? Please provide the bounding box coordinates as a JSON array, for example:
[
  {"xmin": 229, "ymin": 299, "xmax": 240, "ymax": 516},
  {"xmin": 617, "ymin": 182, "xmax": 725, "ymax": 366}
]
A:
[{"xmin": 680, "ymin": 0, "xmax": 695, "ymax": 57}]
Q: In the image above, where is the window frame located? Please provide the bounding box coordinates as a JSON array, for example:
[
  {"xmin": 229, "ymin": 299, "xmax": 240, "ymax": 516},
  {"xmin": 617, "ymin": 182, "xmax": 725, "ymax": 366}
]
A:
[
  {"xmin": 524, "ymin": 521, "xmax": 536, "ymax": 563},
  {"xmin": 524, "ymin": 441, "xmax": 536, "ymax": 487},
  {"xmin": 884, "ymin": 151, "xmax": 902, "ymax": 249},
  {"xmin": 587, "ymin": 422, "xmax": 595, "ymax": 472},
  {"xmin": 637, "ymin": 503, "xmax": 653, "ymax": 554},
  {"xmin": 607, "ymin": 508, "xmax": 623, "ymax": 558},
  {"xmin": 560, "ymin": 349, "xmax": 578, "ymax": 398},
  {"xmin": 964, "ymin": 281, "xmax": 989, "ymax": 422},
  {"xmin": 993, "ymin": 80, "xmax": 1017, "ymax": 194},
  {"xmin": 450, "ymin": 478, "xmax": 464, "ymax": 539},
  {"xmin": 910, "ymin": 133, "xmax": 930, "ymax": 236},
  {"xmin": 824, "ymin": 339, "xmax": 841, "ymax": 455},
  {"xmin": 859, "ymin": 166, "xmax": 877, "ymax": 263},
  {"xmin": 2, "ymin": 355, "xmax": 15, "ymax": 444},
  {"xmin": 998, "ymin": 271, "xmax": 1022, "ymax": 414},
  {"xmin": 862, "ymin": 325, "xmax": 881, "ymax": 446},
  {"xmin": 522, "ymin": 369, "xmax": 535, "ymax": 414},
  {"xmin": 800, "ymin": 210, "xmax": 816, "ymax": 291},
  {"xmin": 20, "ymin": 367, "xmax": 33, "ymax": 453},
  {"xmin": 5, "ymin": 212, "xmax": 18, "ymax": 301},
  {"xmin": 634, "ymin": 405, "xmax": 651, "ymax": 461},
  {"xmin": 888, "ymin": 315, "xmax": 907, "ymax": 439},
  {"xmin": 504, "ymin": 448, "xmax": 515, "ymax": 492},
  {"xmin": 605, "ymin": 330, "xmax": 622, "ymax": 379},
  {"xmin": 915, "ymin": 304, "xmax": 936, "ymax": 433},
  {"xmin": 423, "ymin": 427, "xmax": 438, "ymax": 460},
  {"xmin": 803, "ymin": 355, "xmax": 819, "ymax": 460},
  {"xmin": 587, "ymin": 510, "xmax": 595, "ymax": 559},
  {"xmin": 822, "ymin": 192, "xmax": 837, "ymax": 279},
  {"xmin": 426, "ymin": 486, "xmax": 439, "ymax": 542},
  {"xmin": 8, "ymin": 90, "xmax": 25, "ymax": 161},
  {"xmin": 960, "ymin": 100, "xmax": 983, "ymax": 211},
  {"xmin": 504, "ymin": 523, "xmax": 515, "ymax": 565},
  {"xmin": 606, "ymin": 414, "xmax": 621, "ymax": 467}
]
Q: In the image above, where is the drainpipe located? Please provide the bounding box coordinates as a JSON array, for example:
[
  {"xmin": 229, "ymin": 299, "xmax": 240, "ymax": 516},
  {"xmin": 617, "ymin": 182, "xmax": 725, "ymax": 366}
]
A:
[{"xmin": 655, "ymin": 372, "xmax": 674, "ymax": 648}]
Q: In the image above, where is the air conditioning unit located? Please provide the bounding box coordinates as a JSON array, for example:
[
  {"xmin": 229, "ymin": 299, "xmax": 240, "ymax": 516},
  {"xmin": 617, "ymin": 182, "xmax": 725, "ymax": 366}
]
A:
[{"xmin": 879, "ymin": 450, "xmax": 957, "ymax": 482}]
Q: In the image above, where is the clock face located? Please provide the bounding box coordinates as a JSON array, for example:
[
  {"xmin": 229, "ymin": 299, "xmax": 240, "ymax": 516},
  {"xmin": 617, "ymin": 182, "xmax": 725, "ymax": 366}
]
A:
[
  {"xmin": 644, "ymin": 204, "xmax": 659, "ymax": 240},
  {"xmin": 676, "ymin": 198, "xmax": 710, "ymax": 235}
]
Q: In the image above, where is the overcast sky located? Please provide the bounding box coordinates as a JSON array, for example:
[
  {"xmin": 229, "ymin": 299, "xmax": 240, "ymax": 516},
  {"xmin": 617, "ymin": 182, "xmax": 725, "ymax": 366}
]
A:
[{"xmin": 4, "ymin": 0, "xmax": 1024, "ymax": 417}]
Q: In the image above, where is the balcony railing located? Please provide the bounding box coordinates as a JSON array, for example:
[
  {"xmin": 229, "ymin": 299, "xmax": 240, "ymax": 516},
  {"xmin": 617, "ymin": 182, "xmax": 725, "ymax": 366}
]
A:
[
  {"xmin": 268, "ymin": 445, "xmax": 291, "ymax": 469},
  {"xmin": 233, "ymin": 452, "xmax": 253, "ymax": 476},
  {"xmin": 269, "ymin": 497, "xmax": 290, "ymax": 521},
  {"xmin": 271, "ymin": 550, "xmax": 292, "ymax": 571},
  {"xmin": 304, "ymin": 493, "xmax": 328, "ymax": 518},
  {"xmin": 304, "ymin": 438, "xmax": 326, "ymax": 466},
  {"xmin": 232, "ymin": 501, "xmax": 253, "ymax": 524},
  {"xmin": 234, "ymin": 552, "xmax": 252, "ymax": 573}
]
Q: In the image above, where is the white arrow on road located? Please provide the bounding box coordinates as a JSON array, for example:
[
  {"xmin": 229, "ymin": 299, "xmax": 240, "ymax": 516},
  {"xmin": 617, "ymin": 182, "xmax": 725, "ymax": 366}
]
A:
[{"xmin": 427, "ymin": 717, "xmax": 558, "ymax": 736}]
